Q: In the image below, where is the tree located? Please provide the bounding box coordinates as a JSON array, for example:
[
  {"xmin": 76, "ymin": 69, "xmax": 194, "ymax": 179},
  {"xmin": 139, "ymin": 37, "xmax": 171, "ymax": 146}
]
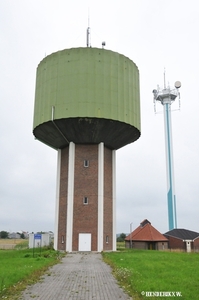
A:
[
  {"xmin": 17, "ymin": 232, "xmax": 25, "ymax": 239},
  {"xmin": 0, "ymin": 231, "xmax": 9, "ymax": 239},
  {"xmin": 117, "ymin": 233, "xmax": 126, "ymax": 242}
]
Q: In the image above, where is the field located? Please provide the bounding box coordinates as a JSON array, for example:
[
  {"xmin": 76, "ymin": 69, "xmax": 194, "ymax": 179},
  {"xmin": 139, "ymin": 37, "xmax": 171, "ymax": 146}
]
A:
[
  {"xmin": 116, "ymin": 241, "xmax": 125, "ymax": 250},
  {"xmin": 103, "ymin": 249, "xmax": 199, "ymax": 300},
  {"xmin": 0, "ymin": 239, "xmax": 27, "ymax": 249},
  {"xmin": 0, "ymin": 241, "xmax": 64, "ymax": 299}
]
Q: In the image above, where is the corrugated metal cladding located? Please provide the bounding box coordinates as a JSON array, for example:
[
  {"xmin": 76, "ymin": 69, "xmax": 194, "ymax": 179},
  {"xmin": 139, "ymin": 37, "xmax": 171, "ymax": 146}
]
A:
[
  {"xmin": 33, "ymin": 47, "xmax": 141, "ymax": 150},
  {"xmin": 34, "ymin": 47, "xmax": 140, "ymax": 129}
]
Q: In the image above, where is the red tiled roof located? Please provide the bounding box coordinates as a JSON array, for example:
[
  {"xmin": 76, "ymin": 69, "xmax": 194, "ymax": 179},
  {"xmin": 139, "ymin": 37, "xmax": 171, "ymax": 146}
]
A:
[{"xmin": 125, "ymin": 219, "xmax": 168, "ymax": 242}]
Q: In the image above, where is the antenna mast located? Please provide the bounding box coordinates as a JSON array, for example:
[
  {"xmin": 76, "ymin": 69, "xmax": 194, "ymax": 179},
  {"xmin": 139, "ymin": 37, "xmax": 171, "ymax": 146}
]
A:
[
  {"xmin": 86, "ymin": 12, "xmax": 91, "ymax": 47},
  {"xmin": 152, "ymin": 77, "xmax": 181, "ymax": 230},
  {"xmin": 164, "ymin": 68, "xmax": 166, "ymax": 89}
]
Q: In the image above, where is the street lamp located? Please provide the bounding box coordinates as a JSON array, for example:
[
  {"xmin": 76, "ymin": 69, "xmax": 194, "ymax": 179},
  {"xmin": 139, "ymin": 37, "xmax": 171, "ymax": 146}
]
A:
[{"xmin": 130, "ymin": 222, "xmax": 133, "ymax": 249}]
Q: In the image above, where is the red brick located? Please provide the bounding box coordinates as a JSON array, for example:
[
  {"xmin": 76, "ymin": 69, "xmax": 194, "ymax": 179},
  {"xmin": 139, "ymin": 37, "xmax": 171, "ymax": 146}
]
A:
[{"xmin": 56, "ymin": 144, "xmax": 114, "ymax": 251}]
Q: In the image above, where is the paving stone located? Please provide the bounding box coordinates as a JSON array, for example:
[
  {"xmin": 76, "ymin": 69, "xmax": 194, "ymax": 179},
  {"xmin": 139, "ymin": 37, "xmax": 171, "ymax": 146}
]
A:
[{"xmin": 20, "ymin": 252, "xmax": 132, "ymax": 299}]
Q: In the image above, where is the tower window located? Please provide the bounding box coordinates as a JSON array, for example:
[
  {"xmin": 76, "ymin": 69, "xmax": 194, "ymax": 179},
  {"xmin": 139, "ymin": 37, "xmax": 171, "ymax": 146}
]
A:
[
  {"xmin": 106, "ymin": 235, "xmax": 109, "ymax": 244},
  {"xmin": 84, "ymin": 160, "xmax": 89, "ymax": 167},
  {"xmin": 83, "ymin": 197, "xmax": 88, "ymax": 205}
]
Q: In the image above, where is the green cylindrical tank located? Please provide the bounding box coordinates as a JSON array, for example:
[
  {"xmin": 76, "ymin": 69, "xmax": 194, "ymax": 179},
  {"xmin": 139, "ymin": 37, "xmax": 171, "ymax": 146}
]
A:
[{"xmin": 33, "ymin": 47, "xmax": 141, "ymax": 150}]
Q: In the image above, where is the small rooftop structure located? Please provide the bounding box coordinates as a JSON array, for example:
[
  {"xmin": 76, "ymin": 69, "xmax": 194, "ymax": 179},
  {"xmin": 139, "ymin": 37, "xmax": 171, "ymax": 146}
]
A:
[{"xmin": 125, "ymin": 219, "xmax": 168, "ymax": 250}]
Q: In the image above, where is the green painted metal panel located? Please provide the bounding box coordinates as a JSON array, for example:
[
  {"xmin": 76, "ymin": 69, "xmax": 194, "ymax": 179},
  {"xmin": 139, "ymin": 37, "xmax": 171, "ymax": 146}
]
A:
[{"xmin": 33, "ymin": 47, "xmax": 140, "ymax": 131}]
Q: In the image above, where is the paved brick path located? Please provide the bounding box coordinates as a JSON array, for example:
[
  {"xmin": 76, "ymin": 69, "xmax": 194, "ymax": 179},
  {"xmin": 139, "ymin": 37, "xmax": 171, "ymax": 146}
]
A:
[{"xmin": 20, "ymin": 252, "xmax": 132, "ymax": 300}]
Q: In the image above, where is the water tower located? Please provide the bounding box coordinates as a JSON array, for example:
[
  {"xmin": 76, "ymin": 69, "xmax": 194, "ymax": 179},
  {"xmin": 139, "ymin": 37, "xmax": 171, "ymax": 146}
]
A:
[{"xmin": 33, "ymin": 45, "xmax": 141, "ymax": 252}]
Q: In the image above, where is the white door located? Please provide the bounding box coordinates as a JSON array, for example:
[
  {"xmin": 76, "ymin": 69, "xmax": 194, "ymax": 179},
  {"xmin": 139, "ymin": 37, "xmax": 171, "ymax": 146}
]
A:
[
  {"xmin": 186, "ymin": 241, "xmax": 191, "ymax": 253},
  {"xmin": 78, "ymin": 233, "xmax": 91, "ymax": 251}
]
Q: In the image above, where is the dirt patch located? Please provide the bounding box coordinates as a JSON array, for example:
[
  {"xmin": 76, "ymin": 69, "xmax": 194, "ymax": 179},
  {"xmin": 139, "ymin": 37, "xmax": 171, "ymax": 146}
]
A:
[{"xmin": 0, "ymin": 244, "xmax": 16, "ymax": 249}]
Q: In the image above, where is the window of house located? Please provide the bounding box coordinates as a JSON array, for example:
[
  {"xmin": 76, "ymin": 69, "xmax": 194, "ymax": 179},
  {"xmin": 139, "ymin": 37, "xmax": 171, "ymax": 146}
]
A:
[
  {"xmin": 84, "ymin": 160, "xmax": 89, "ymax": 167},
  {"xmin": 83, "ymin": 197, "xmax": 88, "ymax": 205}
]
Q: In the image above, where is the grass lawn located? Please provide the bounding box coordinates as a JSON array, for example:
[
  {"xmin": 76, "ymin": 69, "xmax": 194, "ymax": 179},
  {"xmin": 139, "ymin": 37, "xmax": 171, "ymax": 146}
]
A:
[
  {"xmin": 103, "ymin": 249, "xmax": 199, "ymax": 300},
  {"xmin": 0, "ymin": 246, "xmax": 65, "ymax": 299}
]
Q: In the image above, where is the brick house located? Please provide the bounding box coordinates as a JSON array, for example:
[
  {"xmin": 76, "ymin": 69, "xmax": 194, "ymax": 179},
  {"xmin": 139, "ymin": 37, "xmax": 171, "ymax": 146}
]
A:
[
  {"xmin": 125, "ymin": 219, "xmax": 168, "ymax": 250},
  {"xmin": 164, "ymin": 229, "xmax": 199, "ymax": 252}
]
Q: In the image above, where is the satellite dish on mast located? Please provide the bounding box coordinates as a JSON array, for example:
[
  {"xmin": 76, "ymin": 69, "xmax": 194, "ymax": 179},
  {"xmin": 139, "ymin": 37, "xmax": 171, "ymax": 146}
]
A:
[{"xmin": 175, "ymin": 81, "xmax": 181, "ymax": 89}]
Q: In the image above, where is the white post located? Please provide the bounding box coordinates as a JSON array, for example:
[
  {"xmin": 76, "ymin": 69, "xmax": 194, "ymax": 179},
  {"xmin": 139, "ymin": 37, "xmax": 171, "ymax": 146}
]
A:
[
  {"xmin": 98, "ymin": 142, "xmax": 104, "ymax": 252},
  {"xmin": 54, "ymin": 149, "xmax": 61, "ymax": 250},
  {"xmin": 66, "ymin": 142, "xmax": 75, "ymax": 252},
  {"xmin": 112, "ymin": 150, "xmax": 116, "ymax": 251},
  {"xmin": 130, "ymin": 222, "xmax": 133, "ymax": 249}
]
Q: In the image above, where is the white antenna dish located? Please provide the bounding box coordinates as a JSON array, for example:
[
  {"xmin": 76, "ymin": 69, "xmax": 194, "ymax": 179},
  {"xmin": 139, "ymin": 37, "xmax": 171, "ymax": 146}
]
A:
[{"xmin": 175, "ymin": 81, "xmax": 181, "ymax": 89}]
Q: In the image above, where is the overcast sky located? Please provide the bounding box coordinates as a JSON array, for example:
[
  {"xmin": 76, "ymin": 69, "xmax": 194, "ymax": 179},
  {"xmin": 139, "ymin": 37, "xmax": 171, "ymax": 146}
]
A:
[{"xmin": 1, "ymin": 0, "xmax": 199, "ymax": 235}]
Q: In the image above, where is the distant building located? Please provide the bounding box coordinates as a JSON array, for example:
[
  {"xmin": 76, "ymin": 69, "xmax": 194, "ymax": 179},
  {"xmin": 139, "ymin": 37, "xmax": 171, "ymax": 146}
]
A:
[
  {"xmin": 164, "ymin": 228, "xmax": 199, "ymax": 252},
  {"xmin": 29, "ymin": 233, "xmax": 52, "ymax": 248},
  {"xmin": 22, "ymin": 231, "xmax": 29, "ymax": 239},
  {"xmin": 8, "ymin": 232, "xmax": 21, "ymax": 239},
  {"xmin": 125, "ymin": 219, "xmax": 168, "ymax": 250},
  {"xmin": 8, "ymin": 231, "xmax": 29, "ymax": 239}
]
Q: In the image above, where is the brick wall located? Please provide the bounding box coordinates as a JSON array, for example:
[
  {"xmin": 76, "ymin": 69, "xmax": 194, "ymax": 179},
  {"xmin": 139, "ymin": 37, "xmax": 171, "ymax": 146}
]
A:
[
  {"xmin": 126, "ymin": 241, "xmax": 169, "ymax": 250},
  {"xmin": 157, "ymin": 241, "xmax": 168, "ymax": 250},
  {"xmin": 166, "ymin": 236, "xmax": 186, "ymax": 250},
  {"xmin": 57, "ymin": 144, "xmax": 114, "ymax": 251},
  {"xmin": 73, "ymin": 144, "xmax": 98, "ymax": 251},
  {"xmin": 133, "ymin": 241, "xmax": 147, "ymax": 249},
  {"xmin": 193, "ymin": 237, "xmax": 199, "ymax": 251}
]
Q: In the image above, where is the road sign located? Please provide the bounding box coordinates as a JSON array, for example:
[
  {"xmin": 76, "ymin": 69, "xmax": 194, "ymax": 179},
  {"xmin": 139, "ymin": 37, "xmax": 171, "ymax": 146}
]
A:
[{"xmin": 34, "ymin": 234, "xmax": 42, "ymax": 240}]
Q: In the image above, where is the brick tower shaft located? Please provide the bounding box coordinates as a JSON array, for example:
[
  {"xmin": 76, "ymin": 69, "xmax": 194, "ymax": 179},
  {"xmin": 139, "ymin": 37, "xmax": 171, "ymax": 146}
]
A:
[{"xmin": 54, "ymin": 142, "xmax": 116, "ymax": 252}]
